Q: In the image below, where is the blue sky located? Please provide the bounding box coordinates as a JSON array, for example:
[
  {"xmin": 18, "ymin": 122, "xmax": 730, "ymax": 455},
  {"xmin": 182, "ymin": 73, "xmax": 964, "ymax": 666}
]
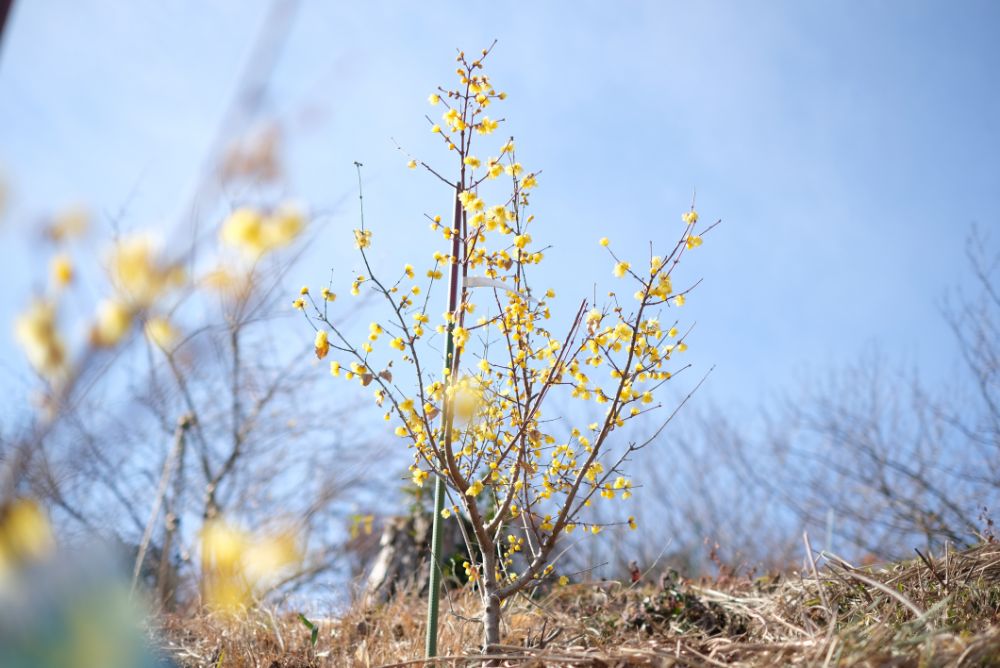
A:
[{"xmin": 2, "ymin": 0, "xmax": 999, "ymax": 421}]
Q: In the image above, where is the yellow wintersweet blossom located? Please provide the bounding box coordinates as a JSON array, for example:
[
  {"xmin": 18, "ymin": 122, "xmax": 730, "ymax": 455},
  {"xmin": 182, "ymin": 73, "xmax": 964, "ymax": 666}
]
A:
[
  {"xmin": 354, "ymin": 228, "xmax": 373, "ymax": 250},
  {"xmin": 686, "ymin": 235, "xmax": 702, "ymax": 249},
  {"xmin": 200, "ymin": 519, "xmax": 300, "ymax": 614},
  {"xmin": 412, "ymin": 469, "xmax": 429, "ymax": 487},
  {"xmin": 390, "ymin": 337, "xmax": 406, "ymax": 351},
  {"xmin": 91, "ymin": 299, "xmax": 133, "ymax": 347},
  {"xmin": 477, "ymin": 117, "xmax": 498, "ymax": 134},
  {"xmin": 599, "ymin": 237, "xmax": 609, "ymax": 246},
  {"xmin": 408, "ymin": 159, "xmax": 417, "ymax": 169},
  {"xmin": 107, "ymin": 234, "xmax": 183, "ymax": 306},
  {"xmin": 50, "ymin": 254, "xmax": 73, "ymax": 288},
  {"xmin": 314, "ymin": 330, "xmax": 330, "ymax": 359},
  {"xmin": 145, "ymin": 316, "xmax": 177, "ymax": 351},
  {"xmin": 221, "ymin": 207, "xmax": 264, "ymax": 254},
  {"xmin": 221, "ymin": 204, "xmax": 304, "ymax": 258},
  {"xmin": 466, "ymin": 479, "xmax": 485, "ymax": 497},
  {"xmin": 613, "ymin": 261, "xmax": 630, "ymax": 278},
  {"xmin": 674, "ymin": 294, "xmax": 686, "ymax": 307},
  {"xmin": 14, "ymin": 299, "xmax": 67, "ymax": 380},
  {"xmin": 0, "ymin": 498, "xmax": 55, "ymax": 584},
  {"xmin": 682, "ymin": 210, "xmax": 699, "ymax": 225}
]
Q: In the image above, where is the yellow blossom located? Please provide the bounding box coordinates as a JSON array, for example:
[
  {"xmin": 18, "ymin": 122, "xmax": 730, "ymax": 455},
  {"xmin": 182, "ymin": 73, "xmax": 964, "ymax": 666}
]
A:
[
  {"xmin": 407, "ymin": 159, "xmax": 417, "ymax": 169},
  {"xmin": 50, "ymin": 254, "xmax": 73, "ymax": 288},
  {"xmin": 599, "ymin": 237, "xmax": 609, "ymax": 246},
  {"xmin": 613, "ymin": 261, "xmax": 630, "ymax": 278},
  {"xmin": 145, "ymin": 316, "xmax": 177, "ymax": 350},
  {"xmin": 428, "ymin": 93, "xmax": 440, "ymax": 105},
  {"xmin": 14, "ymin": 299, "xmax": 67, "ymax": 379},
  {"xmin": 682, "ymin": 210, "xmax": 699, "ymax": 225},
  {"xmin": 314, "ymin": 330, "xmax": 330, "ymax": 359},
  {"xmin": 477, "ymin": 117, "xmax": 499, "ymax": 134},
  {"xmin": 354, "ymin": 228, "xmax": 373, "ymax": 250},
  {"xmin": 390, "ymin": 337, "xmax": 405, "ymax": 351},
  {"xmin": 466, "ymin": 479, "xmax": 485, "ymax": 497},
  {"xmin": 91, "ymin": 299, "xmax": 133, "ymax": 347}
]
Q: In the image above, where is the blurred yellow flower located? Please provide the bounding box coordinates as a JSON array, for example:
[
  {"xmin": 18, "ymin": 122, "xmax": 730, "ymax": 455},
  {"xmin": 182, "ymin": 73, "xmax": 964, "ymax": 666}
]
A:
[
  {"xmin": 91, "ymin": 300, "xmax": 133, "ymax": 347},
  {"xmin": 0, "ymin": 498, "xmax": 55, "ymax": 584},
  {"xmin": 144, "ymin": 316, "xmax": 177, "ymax": 351},
  {"xmin": 50, "ymin": 254, "xmax": 73, "ymax": 288},
  {"xmin": 107, "ymin": 234, "xmax": 183, "ymax": 306},
  {"xmin": 14, "ymin": 299, "xmax": 67, "ymax": 380}
]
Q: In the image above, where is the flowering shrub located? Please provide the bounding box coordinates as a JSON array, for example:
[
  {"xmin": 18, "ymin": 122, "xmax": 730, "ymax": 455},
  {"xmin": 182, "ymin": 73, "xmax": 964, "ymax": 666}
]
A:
[{"xmin": 298, "ymin": 45, "xmax": 714, "ymax": 650}]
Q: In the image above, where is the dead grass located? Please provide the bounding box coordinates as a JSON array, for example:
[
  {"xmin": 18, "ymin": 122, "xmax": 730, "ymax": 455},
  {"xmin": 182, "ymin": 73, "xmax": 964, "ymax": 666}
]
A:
[{"xmin": 162, "ymin": 542, "xmax": 1000, "ymax": 667}]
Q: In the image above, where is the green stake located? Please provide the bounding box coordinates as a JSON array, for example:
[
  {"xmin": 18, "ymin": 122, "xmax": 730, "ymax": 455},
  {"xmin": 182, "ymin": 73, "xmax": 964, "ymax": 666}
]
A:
[{"xmin": 425, "ymin": 184, "xmax": 464, "ymax": 658}]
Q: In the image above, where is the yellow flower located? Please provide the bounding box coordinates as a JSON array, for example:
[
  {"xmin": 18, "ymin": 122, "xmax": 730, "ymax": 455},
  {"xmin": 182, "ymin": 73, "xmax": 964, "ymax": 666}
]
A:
[
  {"xmin": 686, "ymin": 235, "xmax": 702, "ymax": 249},
  {"xmin": 463, "ymin": 156, "xmax": 481, "ymax": 168},
  {"xmin": 613, "ymin": 261, "xmax": 630, "ymax": 278},
  {"xmin": 674, "ymin": 294, "xmax": 686, "ymax": 307},
  {"xmin": 407, "ymin": 159, "xmax": 417, "ymax": 169},
  {"xmin": 330, "ymin": 360, "xmax": 341, "ymax": 377},
  {"xmin": 14, "ymin": 299, "xmax": 67, "ymax": 379},
  {"xmin": 354, "ymin": 228, "xmax": 373, "ymax": 250},
  {"xmin": 599, "ymin": 237, "xmax": 609, "ymax": 246},
  {"xmin": 466, "ymin": 479, "xmax": 485, "ymax": 497},
  {"xmin": 428, "ymin": 93, "xmax": 440, "ymax": 105},
  {"xmin": 682, "ymin": 210, "xmax": 699, "ymax": 225},
  {"xmin": 107, "ymin": 234, "xmax": 182, "ymax": 306},
  {"xmin": 292, "ymin": 298, "xmax": 305, "ymax": 310},
  {"xmin": 221, "ymin": 207, "xmax": 264, "ymax": 254},
  {"xmin": 431, "ymin": 124, "xmax": 441, "ymax": 133},
  {"xmin": 558, "ymin": 575, "xmax": 569, "ymax": 586},
  {"xmin": 321, "ymin": 287, "xmax": 336, "ymax": 302},
  {"xmin": 50, "ymin": 254, "xmax": 73, "ymax": 288},
  {"xmin": 314, "ymin": 330, "xmax": 330, "ymax": 359},
  {"xmin": 477, "ymin": 116, "xmax": 499, "ymax": 134},
  {"xmin": 145, "ymin": 316, "xmax": 177, "ymax": 350},
  {"xmin": 513, "ymin": 234, "xmax": 531, "ymax": 249},
  {"xmin": 0, "ymin": 498, "xmax": 55, "ymax": 578},
  {"xmin": 412, "ymin": 469, "xmax": 429, "ymax": 487},
  {"xmin": 628, "ymin": 516, "xmax": 637, "ymax": 530},
  {"xmin": 91, "ymin": 299, "xmax": 133, "ymax": 347},
  {"xmin": 390, "ymin": 337, "xmax": 405, "ymax": 351},
  {"xmin": 505, "ymin": 163, "xmax": 523, "ymax": 177}
]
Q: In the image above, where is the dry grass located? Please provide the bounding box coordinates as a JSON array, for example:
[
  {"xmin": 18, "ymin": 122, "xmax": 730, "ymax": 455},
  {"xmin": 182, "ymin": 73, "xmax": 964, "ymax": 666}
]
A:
[{"xmin": 162, "ymin": 542, "xmax": 1000, "ymax": 667}]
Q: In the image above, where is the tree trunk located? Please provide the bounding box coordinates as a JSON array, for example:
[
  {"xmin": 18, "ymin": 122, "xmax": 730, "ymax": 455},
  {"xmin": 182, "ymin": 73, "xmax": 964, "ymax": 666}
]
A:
[{"xmin": 482, "ymin": 592, "xmax": 501, "ymax": 656}]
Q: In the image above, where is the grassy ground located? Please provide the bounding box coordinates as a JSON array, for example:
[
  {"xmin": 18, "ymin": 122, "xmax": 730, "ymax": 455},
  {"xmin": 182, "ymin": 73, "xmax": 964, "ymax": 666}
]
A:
[{"xmin": 163, "ymin": 542, "xmax": 1000, "ymax": 667}]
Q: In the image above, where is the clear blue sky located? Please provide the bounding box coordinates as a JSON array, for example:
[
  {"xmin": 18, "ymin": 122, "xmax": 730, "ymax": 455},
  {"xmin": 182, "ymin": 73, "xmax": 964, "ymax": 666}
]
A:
[{"xmin": 1, "ymin": 1, "xmax": 999, "ymax": 419}]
